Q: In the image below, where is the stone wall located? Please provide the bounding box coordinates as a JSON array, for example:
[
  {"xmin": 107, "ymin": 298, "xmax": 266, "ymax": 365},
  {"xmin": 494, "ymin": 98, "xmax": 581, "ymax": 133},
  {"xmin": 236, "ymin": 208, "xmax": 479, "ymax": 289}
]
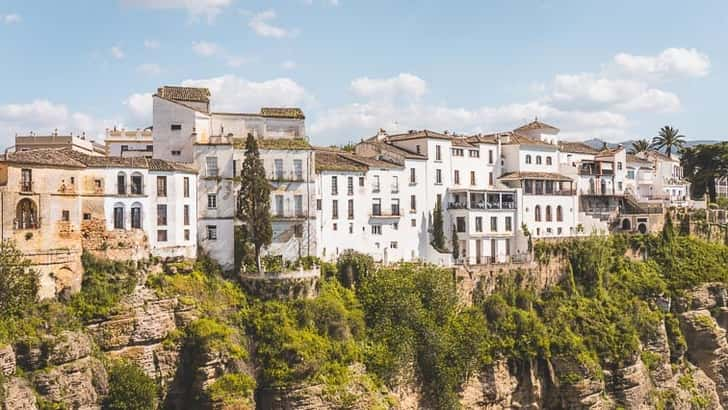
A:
[{"xmin": 81, "ymin": 218, "xmax": 149, "ymax": 261}]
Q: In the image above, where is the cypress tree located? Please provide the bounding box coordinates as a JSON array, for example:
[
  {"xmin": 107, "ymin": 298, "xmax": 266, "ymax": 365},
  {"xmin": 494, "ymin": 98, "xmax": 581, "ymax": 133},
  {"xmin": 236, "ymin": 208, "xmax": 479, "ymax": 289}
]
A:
[
  {"xmin": 237, "ymin": 134, "xmax": 272, "ymax": 273},
  {"xmin": 679, "ymin": 213, "xmax": 691, "ymax": 236},
  {"xmin": 452, "ymin": 225, "xmax": 459, "ymax": 261},
  {"xmin": 432, "ymin": 199, "xmax": 445, "ymax": 250},
  {"xmin": 662, "ymin": 212, "xmax": 675, "ymax": 243}
]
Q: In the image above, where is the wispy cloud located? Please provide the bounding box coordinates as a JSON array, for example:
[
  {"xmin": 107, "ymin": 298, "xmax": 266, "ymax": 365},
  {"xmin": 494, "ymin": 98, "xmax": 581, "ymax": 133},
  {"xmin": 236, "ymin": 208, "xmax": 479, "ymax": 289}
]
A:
[
  {"xmin": 120, "ymin": 0, "xmax": 232, "ymax": 23},
  {"xmin": 192, "ymin": 41, "xmax": 221, "ymax": 56},
  {"xmin": 143, "ymin": 39, "xmax": 160, "ymax": 49},
  {"xmin": 249, "ymin": 10, "xmax": 298, "ymax": 38},
  {"xmin": 1, "ymin": 13, "xmax": 21, "ymax": 24},
  {"xmin": 110, "ymin": 46, "xmax": 125, "ymax": 60}
]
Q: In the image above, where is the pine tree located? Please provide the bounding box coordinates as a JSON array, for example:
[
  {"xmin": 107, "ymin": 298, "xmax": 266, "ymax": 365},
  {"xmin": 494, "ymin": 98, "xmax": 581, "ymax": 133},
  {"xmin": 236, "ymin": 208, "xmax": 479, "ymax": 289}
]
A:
[
  {"xmin": 432, "ymin": 199, "xmax": 445, "ymax": 250},
  {"xmin": 237, "ymin": 134, "xmax": 272, "ymax": 273},
  {"xmin": 452, "ymin": 226, "xmax": 459, "ymax": 261}
]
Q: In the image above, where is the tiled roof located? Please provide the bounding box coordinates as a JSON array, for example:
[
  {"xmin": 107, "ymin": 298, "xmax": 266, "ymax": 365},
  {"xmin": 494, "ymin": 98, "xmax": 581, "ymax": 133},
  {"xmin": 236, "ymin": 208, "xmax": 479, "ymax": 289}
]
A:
[
  {"xmin": 385, "ymin": 129, "xmax": 453, "ymax": 142},
  {"xmin": 514, "ymin": 119, "xmax": 560, "ymax": 133},
  {"xmin": 4, "ymin": 149, "xmax": 87, "ymax": 168},
  {"xmin": 257, "ymin": 138, "xmax": 311, "ymax": 150},
  {"xmin": 501, "ymin": 132, "xmax": 557, "ymax": 149},
  {"xmin": 451, "ymin": 138, "xmax": 475, "ymax": 147},
  {"xmin": 260, "ymin": 107, "xmax": 305, "ymax": 119},
  {"xmin": 156, "ymin": 86, "xmax": 210, "ymax": 103},
  {"xmin": 645, "ymin": 150, "xmax": 679, "ymax": 162},
  {"xmin": 338, "ymin": 152, "xmax": 400, "ymax": 169},
  {"xmin": 466, "ymin": 134, "xmax": 498, "ymax": 144},
  {"xmin": 359, "ymin": 140, "xmax": 427, "ymax": 160},
  {"xmin": 626, "ymin": 154, "xmax": 653, "ymax": 167},
  {"xmin": 559, "ymin": 141, "xmax": 598, "ymax": 154},
  {"xmin": 499, "ymin": 171, "xmax": 573, "ymax": 182},
  {"xmin": 314, "ymin": 150, "xmax": 367, "ymax": 172}
]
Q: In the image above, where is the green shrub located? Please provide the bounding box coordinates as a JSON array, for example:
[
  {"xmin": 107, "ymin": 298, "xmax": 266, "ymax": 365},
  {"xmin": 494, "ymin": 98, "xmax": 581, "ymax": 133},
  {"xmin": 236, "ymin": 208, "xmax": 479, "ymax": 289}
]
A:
[
  {"xmin": 69, "ymin": 252, "xmax": 136, "ymax": 322},
  {"xmin": 0, "ymin": 240, "xmax": 38, "ymax": 318},
  {"xmin": 206, "ymin": 373, "xmax": 256, "ymax": 406},
  {"xmin": 104, "ymin": 361, "xmax": 157, "ymax": 410}
]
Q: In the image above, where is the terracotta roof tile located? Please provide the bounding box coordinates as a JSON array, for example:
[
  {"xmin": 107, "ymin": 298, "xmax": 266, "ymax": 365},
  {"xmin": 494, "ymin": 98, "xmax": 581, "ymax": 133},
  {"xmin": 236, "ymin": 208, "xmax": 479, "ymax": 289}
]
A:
[
  {"xmin": 499, "ymin": 171, "xmax": 572, "ymax": 182},
  {"xmin": 514, "ymin": 119, "xmax": 560, "ymax": 132},
  {"xmin": 260, "ymin": 107, "xmax": 305, "ymax": 119},
  {"xmin": 385, "ymin": 129, "xmax": 453, "ymax": 142},
  {"xmin": 466, "ymin": 134, "xmax": 498, "ymax": 144},
  {"xmin": 359, "ymin": 140, "xmax": 427, "ymax": 160},
  {"xmin": 4, "ymin": 149, "xmax": 86, "ymax": 168},
  {"xmin": 314, "ymin": 150, "xmax": 367, "ymax": 172},
  {"xmin": 451, "ymin": 138, "xmax": 475, "ymax": 147},
  {"xmin": 156, "ymin": 86, "xmax": 210, "ymax": 103},
  {"xmin": 559, "ymin": 141, "xmax": 599, "ymax": 154}
]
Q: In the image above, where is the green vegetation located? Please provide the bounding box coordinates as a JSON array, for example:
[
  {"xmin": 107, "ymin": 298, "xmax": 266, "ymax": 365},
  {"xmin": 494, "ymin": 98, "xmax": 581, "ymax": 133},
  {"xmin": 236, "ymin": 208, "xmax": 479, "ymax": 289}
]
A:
[
  {"xmin": 431, "ymin": 199, "xmax": 445, "ymax": 250},
  {"xmin": 104, "ymin": 360, "xmax": 157, "ymax": 410},
  {"xmin": 69, "ymin": 252, "xmax": 137, "ymax": 321},
  {"xmin": 0, "ymin": 240, "xmax": 38, "ymax": 317}
]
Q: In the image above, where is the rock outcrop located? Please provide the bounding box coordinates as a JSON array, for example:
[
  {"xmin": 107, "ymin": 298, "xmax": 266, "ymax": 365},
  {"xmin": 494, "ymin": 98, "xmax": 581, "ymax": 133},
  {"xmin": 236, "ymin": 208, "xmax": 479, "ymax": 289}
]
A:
[
  {"xmin": 1, "ymin": 377, "xmax": 38, "ymax": 410},
  {"xmin": 0, "ymin": 344, "xmax": 15, "ymax": 377}
]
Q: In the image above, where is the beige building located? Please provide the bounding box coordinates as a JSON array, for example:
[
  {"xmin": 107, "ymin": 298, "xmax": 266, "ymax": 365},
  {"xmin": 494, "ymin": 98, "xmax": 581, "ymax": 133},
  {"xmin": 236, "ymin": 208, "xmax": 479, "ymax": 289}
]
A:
[
  {"xmin": 15, "ymin": 133, "xmax": 106, "ymax": 156},
  {"xmin": 105, "ymin": 127, "xmax": 154, "ymax": 158}
]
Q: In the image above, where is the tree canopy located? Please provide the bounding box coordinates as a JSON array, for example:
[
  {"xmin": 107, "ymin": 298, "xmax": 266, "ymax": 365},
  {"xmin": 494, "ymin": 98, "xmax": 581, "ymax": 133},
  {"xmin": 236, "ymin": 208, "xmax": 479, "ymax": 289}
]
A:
[
  {"xmin": 681, "ymin": 142, "xmax": 728, "ymax": 202},
  {"xmin": 651, "ymin": 126, "xmax": 686, "ymax": 158},
  {"xmin": 0, "ymin": 240, "xmax": 38, "ymax": 317}
]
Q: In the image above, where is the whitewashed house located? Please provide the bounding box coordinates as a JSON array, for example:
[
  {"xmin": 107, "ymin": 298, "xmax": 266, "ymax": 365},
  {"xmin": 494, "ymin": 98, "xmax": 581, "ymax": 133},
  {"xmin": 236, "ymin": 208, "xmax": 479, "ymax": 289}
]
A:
[{"xmin": 105, "ymin": 128, "xmax": 154, "ymax": 158}]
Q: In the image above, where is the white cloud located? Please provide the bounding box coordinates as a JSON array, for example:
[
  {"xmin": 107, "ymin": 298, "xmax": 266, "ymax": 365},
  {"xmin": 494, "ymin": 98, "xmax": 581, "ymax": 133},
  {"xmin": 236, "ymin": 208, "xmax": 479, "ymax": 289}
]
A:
[
  {"xmin": 0, "ymin": 100, "xmax": 114, "ymax": 148},
  {"xmin": 192, "ymin": 41, "xmax": 220, "ymax": 56},
  {"xmin": 124, "ymin": 93, "xmax": 153, "ymax": 123},
  {"xmin": 137, "ymin": 63, "xmax": 162, "ymax": 76},
  {"xmin": 226, "ymin": 56, "xmax": 250, "ymax": 68},
  {"xmin": 1, "ymin": 14, "xmax": 21, "ymax": 24},
  {"xmin": 110, "ymin": 46, "xmax": 125, "ymax": 60},
  {"xmin": 181, "ymin": 75, "xmax": 311, "ymax": 112},
  {"xmin": 281, "ymin": 60, "xmax": 297, "ymax": 70},
  {"xmin": 143, "ymin": 39, "xmax": 160, "ymax": 49},
  {"xmin": 249, "ymin": 10, "xmax": 297, "ymax": 38},
  {"xmin": 614, "ymin": 48, "xmax": 710, "ymax": 78},
  {"xmin": 120, "ymin": 0, "xmax": 232, "ymax": 22},
  {"xmin": 303, "ymin": 0, "xmax": 339, "ymax": 5},
  {"xmin": 551, "ymin": 73, "xmax": 680, "ymax": 112},
  {"xmin": 351, "ymin": 73, "xmax": 427, "ymax": 100}
]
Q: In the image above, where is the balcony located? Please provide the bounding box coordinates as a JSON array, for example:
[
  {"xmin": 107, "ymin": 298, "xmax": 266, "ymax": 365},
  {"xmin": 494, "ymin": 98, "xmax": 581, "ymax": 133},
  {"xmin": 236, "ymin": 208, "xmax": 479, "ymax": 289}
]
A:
[
  {"xmin": 391, "ymin": 185, "xmax": 399, "ymax": 194},
  {"xmin": 14, "ymin": 217, "xmax": 41, "ymax": 230},
  {"xmin": 269, "ymin": 170, "xmax": 305, "ymax": 183},
  {"xmin": 271, "ymin": 209, "xmax": 311, "ymax": 220},
  {"xmin": 370, "ymin": 206, "xmax": 400, "ymax": 218},
  {"xmin": 447, "ymin": 192, "xmax": 517, "ymax": 211},
  {"xmin": 19, "ymin": 180, "xmax": 34, "ymax": 193}
]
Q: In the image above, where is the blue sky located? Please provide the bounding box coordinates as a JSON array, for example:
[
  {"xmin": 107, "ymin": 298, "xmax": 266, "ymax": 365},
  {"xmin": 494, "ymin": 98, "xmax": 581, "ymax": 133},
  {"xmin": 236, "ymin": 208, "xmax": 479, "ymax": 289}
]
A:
[{"xmin": 0, "ymin": 0, "xmax": 726, "ymax": 147}]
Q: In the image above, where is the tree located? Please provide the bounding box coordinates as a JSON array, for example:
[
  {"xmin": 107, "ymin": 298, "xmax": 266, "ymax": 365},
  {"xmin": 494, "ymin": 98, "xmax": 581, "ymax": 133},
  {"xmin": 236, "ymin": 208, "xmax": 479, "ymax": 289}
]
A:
[
  {"xmin": 237, "ymin": 133, "xmax": 272, "ymax": 273},
  {"xmin": 0, "ymin": 240, "xmax": 38, "ymax": 317},
  {"xmin": 104, "ymin": 361, "xmax": 157, "ymax": 410},
  {"xmin": 336, "ymin": 250, "xmax": 374, "ymax": 288},
  {"xmin": 681, "ymin": 143, "xmax": 728, "ymax": 202},
  {"xmin": 629, "ymin": 139, "xmax": 650, "ymax": 155},
  {"xmin": 651, "ymin": 126, "xmax": 686, "ymax": 158},
  {"xmin": 452, "ymin": 226, "xmax": 460, "ymax": 261},
  {"xmin": 679, "ymin": 213, "xmax": 691, "ymax": 236},
  {"xmin": 662, "ymin": 212, "xmax": 675, "ymax": 243},
  {"xmin": 431, "ymin": 200, "xmax": 445, "ymax": 250}
]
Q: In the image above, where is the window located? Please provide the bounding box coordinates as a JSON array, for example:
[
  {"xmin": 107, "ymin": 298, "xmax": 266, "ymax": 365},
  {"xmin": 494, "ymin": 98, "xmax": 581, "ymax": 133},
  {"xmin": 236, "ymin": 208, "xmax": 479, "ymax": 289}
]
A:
[
  {"xmin": 489, "ymin": 150, "xmax": 494, "ymax": 164},
  {"xmin": 546, "ymin": 156, "xmax": 552, "ymax": 165},
  {"xmin": 294, "ymin": 195, "xmax": 303, "ymax": 217},
  {"xmin": 452, "ymin": 148, "xmax": 464, "ymax": 156},
  {"xmin": 469, "ymin": 150, "xmax": 480, "ymax": 158},
  {"xmin": 411, "ymin": 219, "xmax": 416, "ymax": 227},
  {"xmin": 505, "ymin": 216, "xmax": 512, "ymax": 232},
  {"xmin": 157, "ymin": 204, "xmax": 167, "ymax": 226},
  {"xmin": 333, "ymin": 223, "xmax": 338, "ymax": 231},
  {"xmin": 347, "ymin": 176, "xmax": 354, "ymax": 195},
  {"xmin": 131, "ymin": 206, "xmax": 142, "ymax": 229},
  {"xmin": 274, "ymin": 159, "xmax": 284, "ymax": 180},
  {"xmin": 207, "ymin": 194, "xmax": 217, "ymax": 209},
  {"xmin": 146, "ymin": 145, "xmax": 153, "ymax": 152},
  {"xmin": 206, "ymin": 225, "xmax": 217, "ymax": 240},
  {"xmin": 470, "ymin": 171, "xmax": 476, "ymax": 185},
  {"xmin": 83, "ymin": 213, "xmax": 91, "ymax": 220},
  {"xmin": 171, "ymin": 150, "xmax": 181, "ymax": 156},
  {"xmin": 545, "ymin": 205, "xmax": 552, "ymax": 222},
  {"xmin": 372, "ymin": 175, "xmax": 380, "ymax": 192},
  {"xmin": 391, "ymin": 198, "xmax": 400, "ymax": 216},
  {"xmin": 618, "ymin": 182, "xmax": 623, "ymax": 191},
  {"xmin": 435, "ymin": 145, "xmax": 442, "ymax": 161},
  {"xmin": 456, "ymin": 217, "xmax": 466, "ymax": 233},
  {"xmin": 332, "ymin": 200, "xmax": 339, "ymax": 219},
  {"xmin": 490, "ymin": 216, "xmax": 498, "ymax": 232},
  {"xmin": 331, "ymin": 176, "xmax": 338, "ymax": 195},
  {"xmin": 371, "ymin": 225, "xmax": 382, "ymax": 235},
  {"xmin": 275, "ymin": 195, "xmax": 284, "ymax": 216},
  {"xmin": 316, "ymin": 199, "xmax": 322, "ymax": 211},
  {"xmin": 391, "ymin": 176, "xmax": 399, "ymax": 193},
  {"xmin": 294, "ymin": 159, "xmax": 303, "ymax": 180},
  {"xmin": 206, "ymin": 157, "xmax": 219, "ymax": 177},
  {"xmin": 618, "ymin": 162, "xmax": 623, "ymax": 170},
  {"xmin": 435, "ymin": 169, "xmax": 442, "ymax": 184},
  {"xmin": 157, "ymin": 176, "xmax": 167, "ymax": 196},
  {"xmin": 372, "ymin": 198, "xmax": 382, "ymax": 216},
  {"xmin": 536, "ymin": 156, "xmax": 542, "ymax": 165},
  {"xmin": 170, "ymin": 124, "xmax": 182, "ymax": 131},
  {"xmin": 525, "ymin": 155, "xmax": 532, "ymax": 164},
  {"xmin": 627, "ymin": 170, "xmax": 635, "ymax": 179},
  {"xmin": 390, "ymin": 242, "xmax": 398, "ymax": 249},
  {"xmin": 489, "ymin": 172, "xmax": 494, "ymax": 186},
  {"xmin": 183, "ymin": 177, "xmax": 190, "ymax": 198},
  {"xmin": 557, "ymin": 227, "xmax": 563, "ymax": 235},
  {"xmin": 410, "ymin": 195, "xmax": 416, "ymax": 212},
  {"xmin": 349, "ymin": 224, "xmax": 355, "ymax": 234},
  {"xmin": 114, "ymin": 206, "xmax": 124, "ymax": 229},
  {"xmin": 359, "ymin": 176, "xmax": 365, "ymax": 187},
  {"xmin": 294, "ymin": 224, "xmax": 304, "ymax": 238},
  {"xmin": 157, "ymin": 230, "xmax": 168, "ymax": 242},
  {"xmin": 62, "ymin": 210, "xmax": 70, "ymax": 222},
  {"xmin": 416, "ymin": 145, "xmax": 421, "ymax": 154},
  {"xmin": 535, "ymin": 205, "xmax": 541, "ymax": 221},
  {"xmin": 131, "ymin": 175, "xmax": 143, "ymax": 195},
  {"xmin": 409, "ymin": 168, "xmax": 416, "ymax": 184},
  {"xmin": 184, "ymin": 205, "xmax": 190, "ymax": 225},
  {"xmin": 70, "ymin": 177, "xmax": 75, "ymax": 185},
  {"xmin": 556, "ymin": 206, "xmax": 563, "ymax": 222},
  {"xmin": 94, "ymin": 179, "xmax": 102, "ymax": 189},
  {"xmin": 184, "ymin": 229, "xmax": 190, "ymax": 241},
  {"xmin": 348, "ymin": 199, "xmax": 354, "ymax": 219},
  {"xmin": 120, "ymin": 145, "xmax": 128, "ymax": 152},
  {"xmin": 454, "ymin": 170, "xmax": 460, "ymax": 185},
  {"xmin": 117, "ymin": 173, "xmax": 126, "ymax": 195},
  {"xmin": 475, "ymin": 217, "xmax": 483, "ymax": 232}
]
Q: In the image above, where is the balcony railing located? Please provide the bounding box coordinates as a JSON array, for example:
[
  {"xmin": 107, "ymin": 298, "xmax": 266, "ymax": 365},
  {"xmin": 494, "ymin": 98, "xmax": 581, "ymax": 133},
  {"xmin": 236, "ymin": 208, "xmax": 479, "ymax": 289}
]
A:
[
  {"xmin": 269, "ymin": 171, "xmax": 305, "ymax": 182},
  {"xmin": 447, "ymin": 201, "xmax": 517, "ymax": 210},
  {"xmin": 370, "ymin": 210, "xmax": 401, "ymax": 218},
  {"xmin": 20, "ymin": 180, "xmax": 33, "ymax": 193},
  {"xmin": 14, "ymin": 217, "xmax": 41, "ymax": 230},
  {"xmin": 391, "ymin": 185, "xmax": 399, "ymax": 193}
]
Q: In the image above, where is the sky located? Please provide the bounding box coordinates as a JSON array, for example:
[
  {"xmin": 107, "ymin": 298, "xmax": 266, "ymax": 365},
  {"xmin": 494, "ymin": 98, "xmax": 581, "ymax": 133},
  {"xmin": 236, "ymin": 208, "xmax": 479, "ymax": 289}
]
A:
[{"xmin": 0, "ymin": 0, "xmax": 726, "ymax": 148}]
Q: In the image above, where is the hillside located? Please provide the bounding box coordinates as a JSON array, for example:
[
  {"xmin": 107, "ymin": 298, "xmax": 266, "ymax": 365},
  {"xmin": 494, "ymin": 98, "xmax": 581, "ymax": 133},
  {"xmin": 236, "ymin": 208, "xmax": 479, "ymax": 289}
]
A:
[{"xmin": 3, "ymin": 225, "xmax": 728, "ymax": 409}]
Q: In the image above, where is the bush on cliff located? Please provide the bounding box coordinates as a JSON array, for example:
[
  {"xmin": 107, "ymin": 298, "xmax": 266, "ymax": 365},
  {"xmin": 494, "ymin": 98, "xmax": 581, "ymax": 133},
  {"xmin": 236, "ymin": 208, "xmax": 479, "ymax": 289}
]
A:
[
  {"xmin": 103, "ymin": 360, "xmax": 157, "ymax": 410},
  {"xmin": 69, "ymin": 252, "xmax": 137, "ymax": 322}
]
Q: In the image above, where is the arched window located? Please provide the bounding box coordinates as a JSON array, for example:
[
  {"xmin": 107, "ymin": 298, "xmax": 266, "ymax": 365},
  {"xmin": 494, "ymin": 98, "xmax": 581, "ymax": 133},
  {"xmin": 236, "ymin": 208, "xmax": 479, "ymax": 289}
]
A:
[
  {"xmin": 525, "ymin": 155, "xmax": 532, "ymax": 164},
  {"xmin": 546, "ymin": 156, "xmax": 552, "ymax": 165},
  {"xmin": 130, "ymin": 172, "xmax": 144, "ymax": 195},
  {"xmin": 117, "ymin": 172, "xmax": 127, "ymax": 195},
  {"xmin": 131, "ymin": 202, "xmax": 142, "ymax": 229},
  {"xmin": 534, "ymin": 205, "xmax": 541, "ymax": 222},
  {"xmin": 536, "ymin": 156, "xmax": 542, "ymax": 165},
  {"xmin": 556, "ymin": 205, "xmax": 563, "ymax": 222},
  {"xmin": 113, "ymin": 203, "xmax": 125, "ymax": 229},
  {"xmin": 16, "ymin": 198, "xmax": 38, "ymax": 229},
  {"xmin": 545, "ymin": 205, "xmax": 552, "ymax": 221}
]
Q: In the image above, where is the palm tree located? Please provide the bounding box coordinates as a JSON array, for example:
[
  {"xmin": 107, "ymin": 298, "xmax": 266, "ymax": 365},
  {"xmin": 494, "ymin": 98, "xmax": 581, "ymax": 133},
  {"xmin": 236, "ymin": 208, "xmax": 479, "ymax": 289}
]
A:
[
  {"xmin": 651, "ymin": 126, "xmax": 686, "ymax": 158},
  {"xmin": 629, "ymin": 139, "xmax": 650, "ymax": 155}
]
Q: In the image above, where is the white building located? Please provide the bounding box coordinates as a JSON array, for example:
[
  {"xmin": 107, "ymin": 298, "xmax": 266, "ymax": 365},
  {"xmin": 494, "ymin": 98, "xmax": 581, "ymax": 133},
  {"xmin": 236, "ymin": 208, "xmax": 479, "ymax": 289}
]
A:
[
  {"xmin": 105, "ymin": 128, "xmax": 154, "ymax": 158},
  {"xmin": 15, "ymin": 133, "xmax": 106, "ymax": 156}
]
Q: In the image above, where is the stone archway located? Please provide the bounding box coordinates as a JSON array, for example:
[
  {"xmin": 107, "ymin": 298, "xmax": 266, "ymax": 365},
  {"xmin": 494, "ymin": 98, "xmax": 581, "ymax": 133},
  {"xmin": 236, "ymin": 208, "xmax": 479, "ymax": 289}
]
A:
[
  {"xmin": 621, "ymin": 218, "xmax": 632, "ymax": 231},
  {"xmin": 16, "ymin": 198, "xmax": 38, "ymax": 229}
]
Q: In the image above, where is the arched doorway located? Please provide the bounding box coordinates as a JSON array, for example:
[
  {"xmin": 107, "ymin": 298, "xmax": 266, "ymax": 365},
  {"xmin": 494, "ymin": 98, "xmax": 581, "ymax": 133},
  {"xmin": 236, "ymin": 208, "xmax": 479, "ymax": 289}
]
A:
[
  {"xmin": 16, "ymin": 198, "xmax": 38, "ymax": 229},
  {"xmin": 621, "ymin": 218, "xmax": 631, "ymax": 231},
  {"xmin": 638, "ymin": 223, "xmax": 648, "ymax": 234}
]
